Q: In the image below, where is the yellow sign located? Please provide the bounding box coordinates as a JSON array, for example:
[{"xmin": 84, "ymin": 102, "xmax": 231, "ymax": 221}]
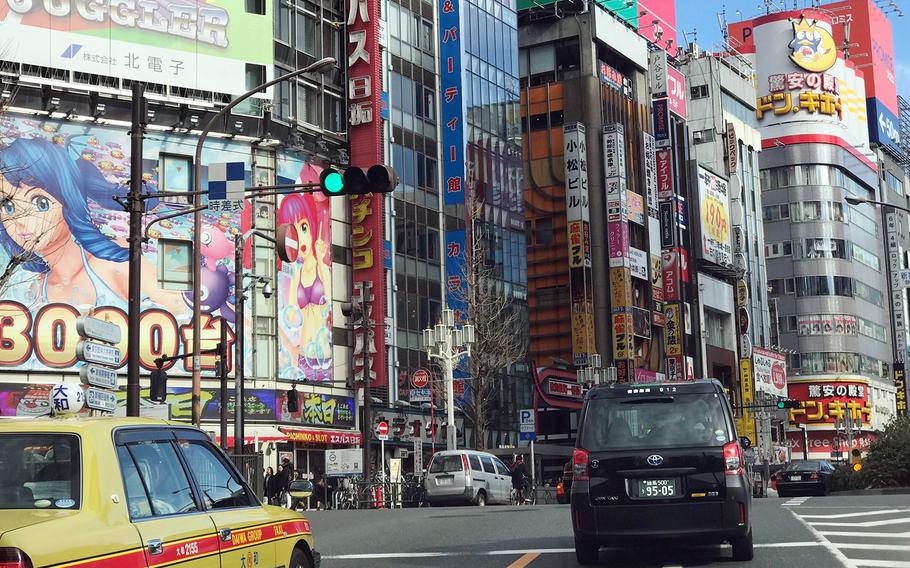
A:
[
  {"xmin": 612, "ymin": 312, "xmax": 632, "ymax": 360},
  {"xmin": 665, "ymin": 305, "xmax": 681, "ymax": 356},
  {"xmin": 701, "ymin": 195, "xmax": 730, "ymax": 243},
  {"xmin": 789, "ymin": 16, "xmax": 837, "ymax": 73},
  {"xmin": 572, "ymin": 308, "xmax": 596, "ymax": 364},
  {"xmin": 738, "ymin": 358, "xmax": 757, "ymax": 443},
  {"xmin": 610, "ymin": 267, "xmax": 632, "ymax": 309}
]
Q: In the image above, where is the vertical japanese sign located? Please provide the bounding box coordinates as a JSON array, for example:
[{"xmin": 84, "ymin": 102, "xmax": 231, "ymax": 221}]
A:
[
  {"xmin": 444, "ymin": 230, "xmax": 467, "ymax": 321},
  {"xmin": 653, "ymin": 99, "xmax": 670, "ymax": 148},
  {"xmin": 643, "ymin": 132, "xmax": 658, "ymax": 217},
  {"xmin": 564, "ymin": 123, "xmax": 594, "ymax": 366},
  {"xmin": 649, "ymin": 50, "xmax": 668, "ymax": 98},
  {"xmin": 348, "ymin": 0, "xmax": 387, "ymax": 387},
  {"xmin": 604, "ymin": 124, "xmax": 629, "ymax": 270},
  {"xmin": 887, "ymin": 212, "xmax": 906, "ymax": 362},
  {"xmin": 656, "ymin": 149, "xmax": 673, "ymax": 199},
  {"xmin": 439, "ymin": 0, "xmax": 465, "ymax": 206},
  {"xmin": 666, "ymin": 65, "xmax": 687, "ymax": 119}
]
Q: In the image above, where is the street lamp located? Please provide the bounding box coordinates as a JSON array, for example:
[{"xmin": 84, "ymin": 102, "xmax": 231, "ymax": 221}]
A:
[
  {"xmin": 845, "ymin": 196, "xmax": 910, "ymax": 214},
  {"xmin": 423, "ymin": 309, "xmax": 474, "ymax": 451},
  {"xmin": 190, "ymin": 57, "xmax": 336, "ymax": 426}
]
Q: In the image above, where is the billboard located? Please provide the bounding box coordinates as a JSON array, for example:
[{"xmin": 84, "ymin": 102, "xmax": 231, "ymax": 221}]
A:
[
  {"xmin": 823, "ymin": 0, "xmax": 899, "ymax": 144},
  {"xmin": 0, "ymin": 0, "xmax": 273, "ymax": 94},
  {"xmin": 0, "ymin": 115, "xmax": 331, "ymax": 381},
  {"xmin": 695, "ymin": 166, "xmax": 732, "ymax": 267},
  {"xmin": 349, "ymin": 0, "xmax": 387, "ymax": 387},
  {"xmin": 638, "ymin": 0, "xmax": 678, "ymax": 56},
  {"xmin": 752, "ymin": 347, "xmax": 788, "ymax": 398},
  {"xmin": 787, "ymin": 379, "xmax": 873, "ymax": 427},
  {"xmin": 666, "ymin": 65, "xmax": 687, "ymax": 119}
]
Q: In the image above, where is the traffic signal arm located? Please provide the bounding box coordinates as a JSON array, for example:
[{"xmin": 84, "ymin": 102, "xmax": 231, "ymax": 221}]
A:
[{"xmin": 320, "ymin": 165, "xmax": 399, "ymax": 196}]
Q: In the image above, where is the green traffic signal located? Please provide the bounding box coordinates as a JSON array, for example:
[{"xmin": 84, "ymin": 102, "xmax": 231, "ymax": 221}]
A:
[
  {"xmin": 320, "ymin": 169, "xmax": 345, "ymax": 195},
  {"xmin": 777, "ymin": 399, "xmax": 800, "ymax": 409}
]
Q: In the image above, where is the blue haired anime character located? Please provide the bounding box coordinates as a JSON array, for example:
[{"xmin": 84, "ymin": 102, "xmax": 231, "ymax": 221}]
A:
[{"xmin": 0, "ymin": 137, "xmax": 183, "ymax": 311}]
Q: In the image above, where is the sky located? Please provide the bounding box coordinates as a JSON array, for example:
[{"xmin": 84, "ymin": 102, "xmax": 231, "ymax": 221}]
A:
[{"xmin": 675, "ymin": 0, "xmax": 910, "ymax": 99}]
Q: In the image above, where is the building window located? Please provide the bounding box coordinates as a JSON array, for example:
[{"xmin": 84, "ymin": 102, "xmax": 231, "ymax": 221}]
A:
[
  {"xmin": 296, "ymin": 9, "xmax": 319, "ymax": 56},
  {"xmin": 794, "ymin": 238, "xmax": 847, "ymax": 260},
  {"xmin": 778, "ymin": 315, "xmax": 798, "ymax": 333},
  {"xmin": 690, "ymin": 84, "xmax": 710, "ymax": 99},
  {"xmin": 275, "ymin": 0, "xmax": 291, "ymax": 43},
  {"xmin": 762, "ymin": 203, "xmax": 789, "ymax": 222},
  {"xmin": 765, "ymin": 241, "xmax": 792, "ymax": 258},
  {"xmin": 159, "ymin": 154, "xmax": 192, "ymax": 204},
  {"xmin": 534, "ymin": 218, "xmax": 553, "ymax": 245},
  {"xmin": 886, "ymin": 171, "xmax": 904, "ymax": 196},
  {"xmin": 855, "ymin": 280, "xmax": 883, "ymax": 307},
  {"xmin": 795, "ymin": 276, "xmax": 852, "ymax": 298},
  {"xmin": 693, "ymin": 129, "xmax": 714, "ymax": 144},
  {"xmin": 245, "ymin": 0, "xmax": 265, "ymax": 15},
  {"xmin": 274, "ymin": 66, "xmax": 293, "ymax": 122},
  {"xmin": 158, "ymin": 240, "xmax": 193, "ymax": 291},
  {"xmin": 852, "ymin": 243, "xmax": 880, "ymax": 271},
  {"xmin": 768, "ymin": 278, "xmax": 795, "ymax": 295},
  {"xmin": 705, "ymin": 310, "xmax": 731, "ymax": 350}
]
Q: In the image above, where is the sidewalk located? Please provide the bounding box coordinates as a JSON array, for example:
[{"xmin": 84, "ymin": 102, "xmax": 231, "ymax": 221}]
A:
[{"xmin": 831, "ymin": 487, "xmax": 910, "ymax": 496}]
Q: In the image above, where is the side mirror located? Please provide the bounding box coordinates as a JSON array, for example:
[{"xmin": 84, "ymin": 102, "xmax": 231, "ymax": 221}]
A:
[
  {"xmin": 739, "ymin": 436, "xmax": 752, "ymax": 449},
  {"xmin": 288, "ymin": 479, "xmax": 314, "ymax": 498}
]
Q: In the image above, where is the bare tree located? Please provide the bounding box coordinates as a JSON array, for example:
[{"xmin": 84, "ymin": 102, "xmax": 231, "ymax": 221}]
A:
[{"xmin": 457, "ymin": 196, "xmax": 526, "ymax": 450}]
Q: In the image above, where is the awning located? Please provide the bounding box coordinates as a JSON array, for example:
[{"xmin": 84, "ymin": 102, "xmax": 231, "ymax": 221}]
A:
[
  {"xmin": 206, "ymin": 425, "xmax": 287, "ymax": 448},
  {"xmin": 279, "ymin": 426, "xmax": 362, "ymax": 446}
]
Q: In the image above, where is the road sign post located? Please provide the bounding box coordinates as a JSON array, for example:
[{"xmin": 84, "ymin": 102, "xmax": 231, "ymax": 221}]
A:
[
  {"xmin": 76, "ymin": 316, "xmax": 121, "ymax": 416},
  {"xmin": 519, "ymin": 409, "xmax": 537, "ymax": 488},
  {"xmin": 376, "ymin": 421, "xmax": 389, "ymax": 482}
]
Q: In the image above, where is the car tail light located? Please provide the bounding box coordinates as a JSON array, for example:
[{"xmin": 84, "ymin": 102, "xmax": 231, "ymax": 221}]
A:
[
  {"xmin": 461, "ymin": 454, "xmax": 469, "ymax": 471},
  {"xmin": 739, "ymin": 502, "xmax": 746, "ymax": 525},
  {"xmin": 810, "ymin": 472, "xmax": 819, "ymax": 481},
  {"xmin": 0, "ymin": 549, "xmax": 33, "ymax": 568},
  {"xmin": 723, "ymin": 441, "xmax": 743, "ymax": 476},
  {"xmin": 573, "ymin": 448, "xmax": 589, "ymax": 481},
  {"xmin": 556, "ymin": 482, "xmax": 565, "ymax": 497}
]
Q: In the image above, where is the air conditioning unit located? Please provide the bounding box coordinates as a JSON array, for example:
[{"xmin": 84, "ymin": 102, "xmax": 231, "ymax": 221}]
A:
[{"xmin": 693, "ymin": 131, "xmax": 705, "ymax": 143}]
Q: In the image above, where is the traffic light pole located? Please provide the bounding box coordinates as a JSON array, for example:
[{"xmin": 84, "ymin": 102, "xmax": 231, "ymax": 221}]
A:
[
  {"xmin": 234, "ymin": 239, "xmax": 245, "ymax": 452},
  {"xmin": 219, "ymin": 318, "xmax": 229, "ymax": 450},
  {"xmin": 126, "ymin": 82, "xmax": 145, "ymax": 418}
]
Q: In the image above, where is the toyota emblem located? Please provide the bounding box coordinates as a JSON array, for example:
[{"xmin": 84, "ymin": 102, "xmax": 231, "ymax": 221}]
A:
[
  {"xmin": 647, "ymin": 454, "xmax": 664, "ymax": 466},
  {"xmin": 590, "ymin": 459, "xmax": 600, "ymax": 469}
]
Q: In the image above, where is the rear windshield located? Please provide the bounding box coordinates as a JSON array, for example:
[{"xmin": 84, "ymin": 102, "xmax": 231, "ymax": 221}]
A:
[
  {"xmin": 784, "ymin": 460, "xmax": 820, "ymax": 471},
  {"xmin": 429, "ymin": 455, "xmax": 463, "ymax": 473},
  {"xmin": 581, "ymin": 394, "xmax": 730, "ymax": 450},
  {"xmin": 0, "ymin": 434, "xmax": 80, "ymax": 510}
]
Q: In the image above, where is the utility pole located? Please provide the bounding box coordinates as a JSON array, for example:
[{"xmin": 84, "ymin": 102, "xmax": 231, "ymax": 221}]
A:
[
  {"xmin": 126, "ymin": 82, "xmax": 145, "ymax": 417},
  {"xmin": 219, "ymin": 319, "xmax": 228, "ymax": 450},
  {"xmin": 422, "ymin": 309, "xmax": 474, "ymax": 451},
  {"xmin": 234, "ymin": 238, "xmax": 245, "ymax": 452}
]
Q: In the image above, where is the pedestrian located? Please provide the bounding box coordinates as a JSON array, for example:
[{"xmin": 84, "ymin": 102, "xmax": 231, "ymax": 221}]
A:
[
  {"xmin": 511, "ymin": 455, "xmax": 529, "ymax": 503},
  {"xmin": 314, "ymin": 471, "xmax": 327, "ymax": 510},
  {"xmin": 279, "ymin": 457, "xmax": 294, "ymax": 508},
  {"xmin": 263, "ymin": 466, "xmax": 275, "ymax": 504}
]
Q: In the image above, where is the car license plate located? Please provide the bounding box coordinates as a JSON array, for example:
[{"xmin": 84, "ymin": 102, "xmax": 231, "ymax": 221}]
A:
[
  {"xmin": 438, "ymin": 477, "xmax": 453, "ymax": 486},
  {"xmin": 791, "ymin": 475, "xmax": 803, "ymax": 481},
  {"xmin": 637, "ymin": 478, "xmax": 677, "ymax": 499}
]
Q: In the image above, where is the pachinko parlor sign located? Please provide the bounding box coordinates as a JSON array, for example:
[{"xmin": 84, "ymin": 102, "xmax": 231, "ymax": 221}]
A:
[{"xmin": 0, "ymin": 303, "xmax": 234, "ymax": 373}]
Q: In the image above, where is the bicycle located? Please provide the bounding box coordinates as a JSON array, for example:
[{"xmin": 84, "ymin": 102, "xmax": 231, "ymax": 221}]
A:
[{"xmin": 510, "ymin": 477, "xmax": 531, "ymax": 505}]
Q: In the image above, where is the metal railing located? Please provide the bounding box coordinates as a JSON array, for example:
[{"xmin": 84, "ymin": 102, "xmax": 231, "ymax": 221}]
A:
[{"xmin": 228, "ymin": 453, "xmax": 264, "ymax": 500}]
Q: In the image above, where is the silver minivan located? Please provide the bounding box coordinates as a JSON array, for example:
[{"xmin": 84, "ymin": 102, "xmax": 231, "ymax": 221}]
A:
[{"xmin": 424, "ymin": 450, "xmax": 513, "ymax": 506}]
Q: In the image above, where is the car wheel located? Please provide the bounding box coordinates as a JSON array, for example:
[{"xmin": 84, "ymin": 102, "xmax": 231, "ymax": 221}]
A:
[
  {"xmin": 475, "ymin": 490, "xmax": 487, "ymax": 507},
  {"xmin": 289, "ymin": 547, "xmax": 313, "ymax": 568},
  {"xmin": 575, "ymin": 537, "xmax": 599, "ymax": 565},
  {"xmin": 731, "ymin": 530, "xmax": 754, "ymax": 561},
  {"xmin": 777, "ymin": 489, "xmax": 788, "ymax": 498}
]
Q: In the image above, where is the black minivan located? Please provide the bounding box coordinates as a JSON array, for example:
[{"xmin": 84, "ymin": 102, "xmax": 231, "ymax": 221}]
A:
[{"xmin": 570, "ymin": 380, "xmax": 753, "ymax": 564}]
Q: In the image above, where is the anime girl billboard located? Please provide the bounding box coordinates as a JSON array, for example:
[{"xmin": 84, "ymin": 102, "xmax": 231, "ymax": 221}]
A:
[
  {"xmin": 276, "ymin": 164, "xmax": 333, "ymax": 381},
  {"xmin": 0, "ymin": 116, "xmax": 332, "ymax": 380}
]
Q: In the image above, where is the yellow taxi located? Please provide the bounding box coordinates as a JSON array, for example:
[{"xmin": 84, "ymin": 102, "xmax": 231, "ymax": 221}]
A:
[{"xmin": 0, "ymin": 417, "xmax": 320, "ymax": 568}]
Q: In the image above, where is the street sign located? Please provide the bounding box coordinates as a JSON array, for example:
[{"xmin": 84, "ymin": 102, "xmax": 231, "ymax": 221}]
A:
[
  {"xmin": 325, "ymin": 448, "xmax": 363, "ymax": 477},
  {"xmin": 76, "ymin": 340, "xmax": 122, "ymax": 366},
  {"xmin": 376, "ymin": 420, "xmax": 389, "ymax": 441},
  {"xmin": 76, "ymin": 316, "xmax": 122, "ymax": 345},
  {"xmin": 276, "ymin": 223, "xmax": 300, "ymax": 264},
  {"xmin": 207, "ymin": 161, "xmax": 245, "ymax": 212},
  {"xmin": 79, "ymin": 364, "xmax": 119, "ymax": 390},
  {"xmin": 85, "ymin": 387, "xmax": 117, "ymax": 413},
  {"xmin": 519, "ymin": 409, "xmax": 535, "ymax": 432}
]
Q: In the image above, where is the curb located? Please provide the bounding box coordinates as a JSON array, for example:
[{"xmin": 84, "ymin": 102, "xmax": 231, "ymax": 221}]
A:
[{"xmin": 831, "ymin": 487, "xmax": 910, "ymax": 496}]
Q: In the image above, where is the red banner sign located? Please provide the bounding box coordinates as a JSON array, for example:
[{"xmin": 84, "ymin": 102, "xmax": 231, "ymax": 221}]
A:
[
  {"xmin": 787, "ymin": 380, "xmax": 873, "ymax": 426},
  {"xmin": 282, "ymin": 428, "xmax": 363, "ymax": 446}
]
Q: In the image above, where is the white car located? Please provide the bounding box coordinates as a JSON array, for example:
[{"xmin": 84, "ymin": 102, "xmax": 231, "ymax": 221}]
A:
[{"xmin": 424, "ymin": 450, "xmax": 514, "ymax": 506}]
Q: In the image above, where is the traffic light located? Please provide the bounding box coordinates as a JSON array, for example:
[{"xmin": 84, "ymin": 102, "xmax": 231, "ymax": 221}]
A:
[
  {"xmin": 777, "ymin": 399, "xmax": 801, "ymax": 409},
  {"xmin": 340, "ymin": 301, "xmax": 364, "ymax": 324},
  {"xmin": 319, "ymin": 165, "xmax": 399, "ymax": 197},
  {"xmin": 150, "ymin": 368, "xmax": 168, "ymax": 403}
]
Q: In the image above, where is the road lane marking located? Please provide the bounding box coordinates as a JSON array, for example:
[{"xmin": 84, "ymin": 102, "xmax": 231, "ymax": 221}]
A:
[
  {"xmin": 801, "ymin": 510, "xmax": 909, "ymax": 519},
  {"xmin": 820, "ymin": 531, "xmax": 910, "ymax": 538},
  {"xmin": 833, "ymin": 543, "xmax": 910, "ymax": 552},
  {"xmin": 810, "ymin": 517, "xmax": 910, "ymax": 528},
  {"xmin": 506, "ymin": 553, "xmax": 540, "ymax": 568},
  {"xmin": 323, "ymin": 544, "xmax": 823, "ymax": 560},
  {"xmin": 782, "ymin": 497, "xmax": 812, "ymax": 507},
  {"xmin": 853, "ymin": 561, "xmax": 910, "ymax": 568},
  {"xmin": 789, "ymin": 509, "xmax": 856, "ymax": 568}
]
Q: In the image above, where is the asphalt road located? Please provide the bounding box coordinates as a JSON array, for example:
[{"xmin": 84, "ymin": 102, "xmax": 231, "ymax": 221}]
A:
[{"xmin": 307, "ymin": 493, "xmax": 910, "ymax": 567}]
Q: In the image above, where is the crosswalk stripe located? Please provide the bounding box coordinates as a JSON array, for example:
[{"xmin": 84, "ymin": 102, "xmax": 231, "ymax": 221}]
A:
[
  {"xmin": 853, "ymin": 561, "xmax": 910, "ymax": 568},
  {"xmin": 833, "ymin": 543, "xmax": 910, "ymax": 552},
  {"xmin": 789, "ymin": 510, "xmax": 857, "ymax": 568},
  {"xmin": 810, "ymin": 518, "xmax": 910, "ymax": 528},
  {"xmin": 819, "ymin": 531, "xmax": 910, "ymax": 538}
]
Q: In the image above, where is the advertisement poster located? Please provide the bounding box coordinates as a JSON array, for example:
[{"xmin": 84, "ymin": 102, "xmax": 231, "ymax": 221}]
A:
[
  {"xmin": 752, "ymin": 347, "xmax": 788, "ymax": 398},
  {"xmin": 656, "ymin": 148, "xmax": 673, "ymax": 199},
  {"xmin": 629, "ymin": 247, "xmax": 649, "ymax": 281},
  {"xmin": 696, "ymin": 166, "xmax": 732, "ymax": 267},
  {"xmin": 787, "ymin": 380, "xmax": 873, "ymax": 426},
  {"xmin": 609, "ymin": 267, "xmax": 632, "ymax": 309},
  {"xmin": 665, "ymin": 304, "xmax": 681, "ymax": 356},
  {"xmin": 612, "ymin": 312, "xmax": 632, "ymax": 360},
  {"xmin": 0, "ymin": 115, "xmax": 331, "ymax": 381},
  {"xmin": 0, "ymin": 0, "xmax": 273, "ymax": 94},
  {"xmin": 666, "ymin": 65, "xmax": 687, "ymax": 119},
  {"xmin": 627, "ymin": 191, "xmax": 645, "ymax": 225},
  {"xmin": 607, "ymin": 220, "xmax": 629, "ymax": 267}
]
